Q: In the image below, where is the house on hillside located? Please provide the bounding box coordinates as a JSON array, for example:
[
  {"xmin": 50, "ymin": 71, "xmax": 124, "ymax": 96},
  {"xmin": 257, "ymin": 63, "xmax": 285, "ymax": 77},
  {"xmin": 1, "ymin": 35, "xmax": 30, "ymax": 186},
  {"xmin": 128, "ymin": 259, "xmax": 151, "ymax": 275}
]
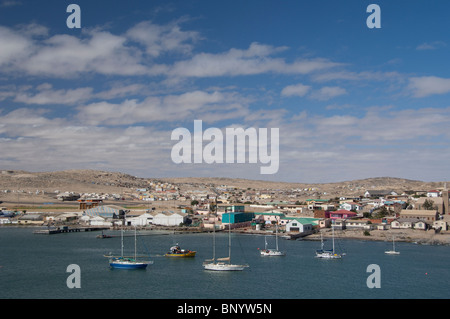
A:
[
  {"xmin": 364, "ymin": 190, "xmax": 397, "ymax": 198},
  {"xmin": 427, "ymin": 190, "xmax": 440, "ymax": 198},
  {"xmin": 329, "ymin": 209, "xmax": 358, "ymax": 219},
  {"xmin": 339, "ymin": 201, "xmax": 363, "ymax": 212}
]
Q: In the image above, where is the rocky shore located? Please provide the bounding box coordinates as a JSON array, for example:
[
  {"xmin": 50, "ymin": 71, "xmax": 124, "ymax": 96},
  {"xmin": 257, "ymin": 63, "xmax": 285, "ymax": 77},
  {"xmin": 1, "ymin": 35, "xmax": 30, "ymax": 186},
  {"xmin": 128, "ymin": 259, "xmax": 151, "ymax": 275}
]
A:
[
  {"xmin": 234, "ymin": 227, "xmax": 450, "ymax": 245},
  {"xmin": 303, "ymin": 228, "xmax": 450, "ymax": 245}
]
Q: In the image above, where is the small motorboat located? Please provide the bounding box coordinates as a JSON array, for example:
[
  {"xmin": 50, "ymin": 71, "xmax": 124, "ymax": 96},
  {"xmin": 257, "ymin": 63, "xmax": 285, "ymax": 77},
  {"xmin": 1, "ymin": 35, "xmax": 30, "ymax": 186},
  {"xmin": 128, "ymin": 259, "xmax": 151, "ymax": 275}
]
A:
[{"xmin": 165, "ymin": 244, "xmax": 196, "ymax": 257}]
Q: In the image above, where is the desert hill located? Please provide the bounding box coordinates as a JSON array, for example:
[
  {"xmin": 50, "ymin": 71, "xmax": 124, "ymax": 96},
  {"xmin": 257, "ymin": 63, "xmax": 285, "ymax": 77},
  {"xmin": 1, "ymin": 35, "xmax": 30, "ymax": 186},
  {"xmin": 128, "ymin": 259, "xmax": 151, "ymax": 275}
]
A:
[{"xmin": 0, "ymin": 169, "xmax": 446, "ymax": 196}]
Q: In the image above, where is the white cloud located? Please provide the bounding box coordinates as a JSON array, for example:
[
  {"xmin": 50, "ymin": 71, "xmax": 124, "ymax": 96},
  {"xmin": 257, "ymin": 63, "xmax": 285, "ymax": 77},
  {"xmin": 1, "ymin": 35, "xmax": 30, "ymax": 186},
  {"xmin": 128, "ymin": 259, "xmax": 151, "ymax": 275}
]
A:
[
  {"xmin": 0, "ymin": 22, "xmax": 340, "ymax": 81},
  {"xmin": 10, "ymin": 83, "xmax": 146, "ymax": 105},
  {"xmin": 126, "ymin": 20, "xmax": 200, "ymax": 57},
  {"xmin": 0, "ymin": 0, "xmax": 22, "ymax": 7},
  {"xmin": 408, "ymin": 76, "xmax": 450, "ymax": 97},
  {"xmin": 21, "ymin": 31, "xmax": 147, "ymax": 77},
  {"xmin": 0, "ymin": 26, "xmax": 32, "ymax": 68},
  {"xmin": 309, "ymin": 86, "xmax": 347, "ymax": 100},
  {"xmin": 167, "ymin": 42, "xmax": 339, "ymax": 78},
  {"xmin": 1, "ymin": 103, "xmax": 450, "ymax": 182},
  {"xmin": 14, "ymin": 84, "xmax": 94, "ymax": 105},
  {"xmin": 416, "ymin": 41, "xmax": 446, "ymax": 51},
  {"xmin": 312, "ymin": 70, "xmax": 402, "ymax": 83},
  {"xmin": 281, "ymin": 83, "xmax": 311, "ymax": 97},
  {"xmin": 77, "ymin": 90, "xmax": 250, "ymax": 125}
]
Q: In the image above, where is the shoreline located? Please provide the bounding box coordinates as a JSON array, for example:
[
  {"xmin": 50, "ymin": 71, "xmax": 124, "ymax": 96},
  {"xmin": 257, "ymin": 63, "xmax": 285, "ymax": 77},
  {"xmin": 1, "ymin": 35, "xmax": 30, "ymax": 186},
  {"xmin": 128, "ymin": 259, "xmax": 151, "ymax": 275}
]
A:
[
  {"xmin": 233, "ymin": 227, "xmax": 450, "ymax": 246},
  {"xmin": 3, "ymin": 224, "xmax": 450, "ymax": 246},
  {"xmin": 302, "ymin": 229, "xmax": 450, "ymax": 246}
]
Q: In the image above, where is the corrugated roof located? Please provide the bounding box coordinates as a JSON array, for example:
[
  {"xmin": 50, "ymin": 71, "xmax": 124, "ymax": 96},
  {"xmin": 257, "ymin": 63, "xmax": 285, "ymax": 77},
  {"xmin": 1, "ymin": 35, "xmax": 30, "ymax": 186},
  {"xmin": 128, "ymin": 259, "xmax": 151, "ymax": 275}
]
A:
[
  {"xmin": 84, "ymin": 205, "xmax": 125, "ymax": 217},
  {"xmin": 283, "ymin": 217, "xmax": 320, "ymax": 225}
]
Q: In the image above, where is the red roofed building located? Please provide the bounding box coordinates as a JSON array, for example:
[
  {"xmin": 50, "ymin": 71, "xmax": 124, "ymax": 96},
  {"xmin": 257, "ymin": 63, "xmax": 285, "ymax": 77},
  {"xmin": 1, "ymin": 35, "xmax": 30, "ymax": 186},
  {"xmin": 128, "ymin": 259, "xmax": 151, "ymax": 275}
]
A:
[{"xmin": 328, "ymin": 209, "xmax": 358, "ymax": 219}]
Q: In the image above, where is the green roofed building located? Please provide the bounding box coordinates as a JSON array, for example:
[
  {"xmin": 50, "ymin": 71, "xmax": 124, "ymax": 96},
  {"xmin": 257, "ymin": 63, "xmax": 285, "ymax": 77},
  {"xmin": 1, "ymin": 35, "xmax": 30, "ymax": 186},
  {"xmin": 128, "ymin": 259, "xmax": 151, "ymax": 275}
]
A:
[{"xmin": 283, "ymin": 217, "xmax": 320, "ymax": 233}]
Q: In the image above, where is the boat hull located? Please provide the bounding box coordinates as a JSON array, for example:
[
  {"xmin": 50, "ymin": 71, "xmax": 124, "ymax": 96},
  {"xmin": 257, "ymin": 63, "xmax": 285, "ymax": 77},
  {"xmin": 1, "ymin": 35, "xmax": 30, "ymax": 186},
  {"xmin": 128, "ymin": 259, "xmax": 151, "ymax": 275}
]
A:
[
  {"xmin": 384, "ymin": 251, "xmax": 400, "ymax": 255},
  {"xmin": 109, "ymin": 257, "xmax": 151, "ymax": 269},
  {"xmin": 315, "ymin": 250, "xmax": 342, "ymax": 259},
  {"xmin": 165, "ymin": 251, "xmax": 196, "ymax": 257},
  {"xmin": 203, "ymin": 262, "xmax": 248, "ymax": 271},
  {"xmin": 260, "ymin": 249, "xmax": 286, "ymax": 256},
  {"xmin": 110, "ymin": 262, "xmax": 148, "ymax": 269}
]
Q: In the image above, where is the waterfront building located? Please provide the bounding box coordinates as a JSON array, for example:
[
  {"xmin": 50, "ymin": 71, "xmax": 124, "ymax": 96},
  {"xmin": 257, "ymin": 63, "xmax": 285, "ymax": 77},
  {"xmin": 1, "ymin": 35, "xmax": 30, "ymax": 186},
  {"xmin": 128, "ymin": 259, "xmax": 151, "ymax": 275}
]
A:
[
  {"xmin": 253, "ymin": 211, "xmax": 285, "ymax": 225},
  {"xmin": 125, "ymin": 212, "xmax": 155, "ymax": 226},
  {"xmin": 284, "ymin": 218, "xmax": 314, "ymax": 233},
  {"xmin": 399, "ymin": 209, "xmax": 439, "ymax": 222},
  {"xmin": 152, "ymin": 211, "xmax": 187, "ymax": 226},
  {"xmin": 390, "ymin": 218, "xmax": 428, "ymax": 230},
  {"xmin": 222, "ymin": 212, "xmax": 255, "ymax": 225},
  {"xmin": 17, "ymin": 214, "xmax": 44, "ymax": 225}
]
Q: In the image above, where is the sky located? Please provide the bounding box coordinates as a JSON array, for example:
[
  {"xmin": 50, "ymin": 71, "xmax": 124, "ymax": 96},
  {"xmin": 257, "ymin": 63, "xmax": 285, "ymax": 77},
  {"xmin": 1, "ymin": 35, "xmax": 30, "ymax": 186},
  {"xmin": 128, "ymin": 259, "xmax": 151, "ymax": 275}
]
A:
[{"xmin": 0, "ymin": 0, "xmax": 450, "ymax": 183}]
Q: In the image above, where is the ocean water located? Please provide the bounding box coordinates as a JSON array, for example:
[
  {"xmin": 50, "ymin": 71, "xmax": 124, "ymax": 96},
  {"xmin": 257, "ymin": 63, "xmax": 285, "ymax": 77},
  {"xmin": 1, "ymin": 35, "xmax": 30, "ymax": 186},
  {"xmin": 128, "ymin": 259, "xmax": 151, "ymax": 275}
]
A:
[{"xmin": 0, "ymin": 227, "xmax": 449, "ymax": 299}]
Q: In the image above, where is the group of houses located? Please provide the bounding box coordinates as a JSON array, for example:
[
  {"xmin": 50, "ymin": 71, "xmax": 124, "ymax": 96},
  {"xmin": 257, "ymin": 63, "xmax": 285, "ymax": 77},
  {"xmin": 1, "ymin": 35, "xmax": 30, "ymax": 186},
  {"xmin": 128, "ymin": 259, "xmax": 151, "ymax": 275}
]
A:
[{"xmin": 2, "ymin": 185, "xmax": 449, "ymax": 236}]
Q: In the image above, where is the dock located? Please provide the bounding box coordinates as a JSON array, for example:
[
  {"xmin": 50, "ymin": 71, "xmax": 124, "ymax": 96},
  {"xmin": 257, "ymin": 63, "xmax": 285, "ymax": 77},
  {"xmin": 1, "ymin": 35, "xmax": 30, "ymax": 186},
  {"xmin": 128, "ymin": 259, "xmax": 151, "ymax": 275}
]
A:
[{"xmin": 33, "ymin": 226, "xmax": 109, "ymax": 235}]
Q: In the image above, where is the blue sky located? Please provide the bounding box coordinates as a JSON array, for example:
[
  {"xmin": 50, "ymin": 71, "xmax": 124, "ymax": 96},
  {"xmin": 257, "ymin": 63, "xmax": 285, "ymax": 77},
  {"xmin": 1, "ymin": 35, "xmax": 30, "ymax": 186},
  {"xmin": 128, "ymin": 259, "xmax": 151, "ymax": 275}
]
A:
[{"xmin": 0, "ymin": 0, "xmax": 450, "ymax": 183}]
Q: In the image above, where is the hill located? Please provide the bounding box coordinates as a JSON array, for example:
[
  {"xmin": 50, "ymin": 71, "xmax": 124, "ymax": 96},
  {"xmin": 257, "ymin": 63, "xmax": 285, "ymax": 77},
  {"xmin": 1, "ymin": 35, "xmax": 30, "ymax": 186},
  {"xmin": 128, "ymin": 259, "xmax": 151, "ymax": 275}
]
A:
[{"xmin": 0, "ymin": 169, "xmax": 446, "ymax": 197}]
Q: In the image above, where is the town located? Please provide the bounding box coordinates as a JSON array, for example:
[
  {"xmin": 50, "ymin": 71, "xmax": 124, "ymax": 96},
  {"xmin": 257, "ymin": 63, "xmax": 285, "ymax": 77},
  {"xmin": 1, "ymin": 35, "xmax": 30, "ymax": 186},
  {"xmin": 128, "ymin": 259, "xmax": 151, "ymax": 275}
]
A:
[{"xmin": 0, "ymin": 170, "xmax": 449, "ymax": 244}]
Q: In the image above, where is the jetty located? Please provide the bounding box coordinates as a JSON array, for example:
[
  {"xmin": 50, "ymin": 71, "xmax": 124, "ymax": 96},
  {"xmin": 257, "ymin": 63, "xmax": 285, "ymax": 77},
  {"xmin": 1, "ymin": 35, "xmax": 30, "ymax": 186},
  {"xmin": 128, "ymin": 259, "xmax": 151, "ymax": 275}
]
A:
[{"xmin": 33, "ymin": 226, "xmax": 109, "ymax": 235}]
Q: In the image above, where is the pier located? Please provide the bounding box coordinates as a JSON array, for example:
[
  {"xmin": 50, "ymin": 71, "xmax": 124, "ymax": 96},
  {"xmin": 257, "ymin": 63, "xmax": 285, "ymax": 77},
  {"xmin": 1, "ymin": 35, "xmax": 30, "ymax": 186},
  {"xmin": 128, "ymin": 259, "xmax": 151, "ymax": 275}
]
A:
[{"xmin": 33, "ymin": 226, "xmax": 109, "ymax": 235}]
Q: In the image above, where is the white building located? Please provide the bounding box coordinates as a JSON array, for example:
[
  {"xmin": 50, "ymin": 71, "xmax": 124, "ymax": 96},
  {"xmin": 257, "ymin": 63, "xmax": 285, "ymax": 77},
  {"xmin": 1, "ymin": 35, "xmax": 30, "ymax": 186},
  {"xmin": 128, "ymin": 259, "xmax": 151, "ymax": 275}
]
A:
[
  {"xmin": 91, "ymin": 216, "xmax": 111, "ymax": 226},
  {"xmin": 0, "ymin": 217, "xmax": 11, "ymax": 224},
  {"xmin": 427, "ymin": 190, "xmax": 440, "ymax": 197},
  {"xmin": 340, "ymin": 202, "xmax": 363, "ymax": 212},
  {"xmin": 125, "ymin": 213, "xmax": 154, "ymax": 226},
  {"xmin": 152, "ymin": 211, "xmax": 187, "ymax": 226},
  {"xmin": 285, "ymin": 219, "xmax": 313, "ymax": 233}
]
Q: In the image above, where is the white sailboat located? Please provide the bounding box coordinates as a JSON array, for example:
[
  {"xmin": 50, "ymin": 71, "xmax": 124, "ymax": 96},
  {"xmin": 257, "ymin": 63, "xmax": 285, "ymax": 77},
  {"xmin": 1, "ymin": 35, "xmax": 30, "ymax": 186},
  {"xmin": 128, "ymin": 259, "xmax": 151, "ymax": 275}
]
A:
[
  {"xmin": 203, "ymin": 220, "xmax": 249, "ymax": 271},
  {"xmin": 260, "ymin": 224, "xmax": 285, "ymax": 256},
  {"xmin": 315, "ymin": 227, "xmax": 342, "ymax": 259},
  {"xmin": 385, "ymin": 236, "xmax": 400, "ymax": 255},
  {"xmin": 106, "ymin": 227, "xmax": 153, "ymax": 269}
]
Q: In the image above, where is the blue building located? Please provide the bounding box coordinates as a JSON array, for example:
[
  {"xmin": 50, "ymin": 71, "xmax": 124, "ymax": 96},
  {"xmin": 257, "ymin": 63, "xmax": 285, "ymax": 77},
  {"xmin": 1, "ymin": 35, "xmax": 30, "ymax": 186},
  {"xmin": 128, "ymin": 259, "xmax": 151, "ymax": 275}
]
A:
[{"xmin": 222, "ymin": 212, "xmax": 255, "ymax": 224}]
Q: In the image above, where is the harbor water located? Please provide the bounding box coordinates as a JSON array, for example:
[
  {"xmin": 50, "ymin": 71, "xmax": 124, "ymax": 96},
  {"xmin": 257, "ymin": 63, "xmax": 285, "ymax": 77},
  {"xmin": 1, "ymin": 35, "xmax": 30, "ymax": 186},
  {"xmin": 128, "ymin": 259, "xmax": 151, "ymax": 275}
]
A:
[{"xmin": 1, "ymin": 227, "xmax": 449, "ymax": 299}]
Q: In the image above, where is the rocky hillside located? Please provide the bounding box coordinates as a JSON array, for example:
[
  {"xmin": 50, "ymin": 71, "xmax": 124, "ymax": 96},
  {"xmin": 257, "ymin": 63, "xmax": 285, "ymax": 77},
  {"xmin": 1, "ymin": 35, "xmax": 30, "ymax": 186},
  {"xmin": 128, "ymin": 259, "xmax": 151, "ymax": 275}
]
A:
[{"xmin": 0, "ymin": 169, "xmax": 447, "ymax": 196}]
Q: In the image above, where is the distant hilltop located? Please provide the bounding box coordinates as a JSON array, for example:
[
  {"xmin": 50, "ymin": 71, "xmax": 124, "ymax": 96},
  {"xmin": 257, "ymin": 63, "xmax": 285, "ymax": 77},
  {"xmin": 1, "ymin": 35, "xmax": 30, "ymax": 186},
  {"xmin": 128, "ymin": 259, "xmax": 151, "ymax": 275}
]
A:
[{"xmin": 0, "ymin": 169, "xmax": 447, "ymax": 197}]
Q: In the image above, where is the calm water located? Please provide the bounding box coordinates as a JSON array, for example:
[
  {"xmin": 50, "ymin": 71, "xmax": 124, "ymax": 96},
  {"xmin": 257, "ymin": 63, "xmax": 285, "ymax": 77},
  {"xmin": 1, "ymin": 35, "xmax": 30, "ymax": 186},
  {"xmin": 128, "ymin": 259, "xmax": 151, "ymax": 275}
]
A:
[{"xmin": 0, "ymin": 227, "xmax": 449, "ymax": 299}]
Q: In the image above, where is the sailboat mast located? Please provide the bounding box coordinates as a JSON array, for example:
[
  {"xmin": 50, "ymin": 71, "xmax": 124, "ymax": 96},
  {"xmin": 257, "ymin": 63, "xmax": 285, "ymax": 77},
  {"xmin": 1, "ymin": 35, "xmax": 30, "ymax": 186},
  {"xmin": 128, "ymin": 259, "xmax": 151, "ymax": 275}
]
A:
[
  {"xmin": 228, "ymin": 222, "xmax": 231, "ymax": 264},
  {"xmin": 332, "ymin": 226, "xmax": 335, "ymax": 253},
  {"xmin": 134, "ymin": 226, "xmax": 137, "ymax": 260},
  {"xmin": 275, "ymin": 222, "xmax": 279, "ymax": 250},
  {"xmin": 121, "ymin": 229, "xmax": 124, "ymax": 257},
  {"xmin": 212, "ymin": 220, "xmax": 216, "ymax": 262},
  {"xmin": 212, "ymin": 199, "xmax": 217, "ymax": 262}
]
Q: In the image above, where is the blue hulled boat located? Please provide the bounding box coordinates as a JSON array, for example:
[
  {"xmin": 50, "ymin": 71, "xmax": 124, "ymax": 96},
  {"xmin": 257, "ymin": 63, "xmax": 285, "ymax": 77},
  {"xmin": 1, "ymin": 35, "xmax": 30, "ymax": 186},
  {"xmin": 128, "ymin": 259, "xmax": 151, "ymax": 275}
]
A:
[{"xmin": 106, "ymin": 227, "xmax": 152, "ymax": 269}]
